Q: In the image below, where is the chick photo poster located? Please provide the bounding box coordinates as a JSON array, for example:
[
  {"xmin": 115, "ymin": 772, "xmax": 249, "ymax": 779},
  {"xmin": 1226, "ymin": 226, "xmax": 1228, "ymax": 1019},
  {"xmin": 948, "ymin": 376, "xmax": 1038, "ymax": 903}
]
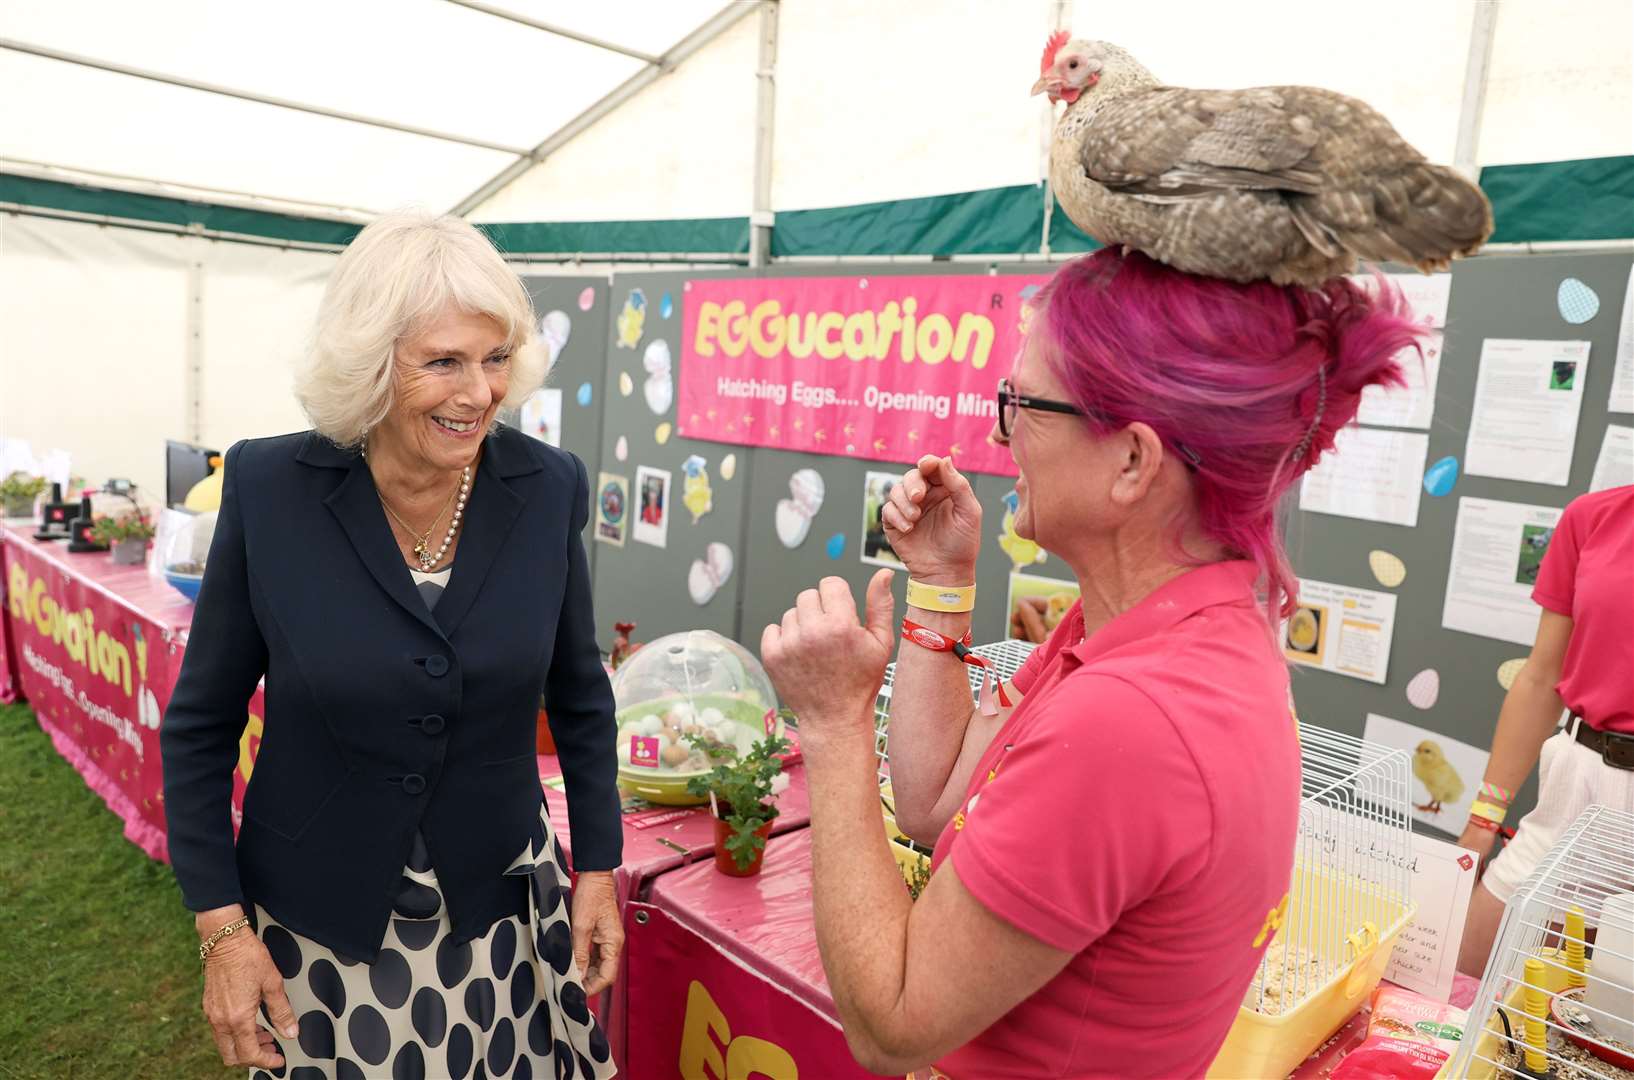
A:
[
  {"xmin": 677, "ymin": 273, "xmax": 1049, "ymax": 475},
  {"xmin": 1362, "ymin": 712, "xmax": 1491, "ymax": 836}
]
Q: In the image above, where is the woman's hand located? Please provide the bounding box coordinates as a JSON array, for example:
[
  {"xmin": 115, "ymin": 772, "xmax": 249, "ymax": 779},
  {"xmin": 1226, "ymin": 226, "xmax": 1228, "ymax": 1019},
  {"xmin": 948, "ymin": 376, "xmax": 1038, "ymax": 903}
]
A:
[
  {"xmin": 197, "ymin": 908, "xmax": 299, "ymax": 1070},
  {"xmin": 571, "ymin": 870, "xmax": 624, "ymax": 996},
  {"xmin": 763, "ymin": 572, "xmax": 896, "ymax": 746},
  {"xmin": 881, "ymin": 456, "xmax": 983, "ymax": 585}
]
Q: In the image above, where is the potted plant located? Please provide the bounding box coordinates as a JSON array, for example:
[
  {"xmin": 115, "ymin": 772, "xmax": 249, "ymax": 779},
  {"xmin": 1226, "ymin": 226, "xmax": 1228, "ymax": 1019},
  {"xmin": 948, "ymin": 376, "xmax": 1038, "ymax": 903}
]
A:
[
  {"xmin": 1, "ymin": 472, "xmax": 47, "ymax": 519},
  {"xmin": 686, "ymin": 730, "xmax": 792, "ymax": 876},
  {"xmin": 92, "ymin": 511, "xmax": 156, "ymax": 566}
]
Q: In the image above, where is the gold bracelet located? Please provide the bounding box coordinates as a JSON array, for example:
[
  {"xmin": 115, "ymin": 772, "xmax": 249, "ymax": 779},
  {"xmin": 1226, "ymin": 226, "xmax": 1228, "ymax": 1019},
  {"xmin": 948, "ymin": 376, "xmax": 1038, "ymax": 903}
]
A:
[
  {"xmin": 198, "ymin": 916, "xmax": 252, "ymax": 966},
  {"xmin": 905, "ymin": 579, "xmax": 976, "ymax": 613},
  {"xmin": 1469, "ymin": 800, "xmax": 1508, "ymax": 825}
]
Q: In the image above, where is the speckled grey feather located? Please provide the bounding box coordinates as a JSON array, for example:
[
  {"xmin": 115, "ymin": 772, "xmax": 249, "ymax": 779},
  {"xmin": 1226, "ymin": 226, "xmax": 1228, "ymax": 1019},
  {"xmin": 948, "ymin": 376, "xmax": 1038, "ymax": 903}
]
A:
[{"xmin": 1049, "ymin": 41, "xmax": 1494, "ymax": 286}]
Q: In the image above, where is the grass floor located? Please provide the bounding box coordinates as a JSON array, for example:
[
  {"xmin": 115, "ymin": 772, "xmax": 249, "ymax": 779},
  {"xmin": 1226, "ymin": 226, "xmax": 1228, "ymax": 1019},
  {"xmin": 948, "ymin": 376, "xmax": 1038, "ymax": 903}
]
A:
[{"xmin": 0, "ymin": 702, "xmax": 227, "ymax": 1080}]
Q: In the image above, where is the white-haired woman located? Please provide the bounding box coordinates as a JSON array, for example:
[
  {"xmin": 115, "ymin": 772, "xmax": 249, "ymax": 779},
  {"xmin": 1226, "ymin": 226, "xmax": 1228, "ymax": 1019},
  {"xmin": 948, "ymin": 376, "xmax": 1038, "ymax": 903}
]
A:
[{"xmin": 162, "ymin": 212, "xmax": 621, "ymax": 1079}]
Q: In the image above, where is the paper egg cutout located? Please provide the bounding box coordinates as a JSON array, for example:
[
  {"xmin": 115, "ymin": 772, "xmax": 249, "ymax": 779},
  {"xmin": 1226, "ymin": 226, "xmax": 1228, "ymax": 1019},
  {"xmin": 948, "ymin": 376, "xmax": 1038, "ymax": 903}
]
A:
[
  {"xmin": 688, "ymin": 542, "xmax": 735, "ymax": 605},
  {"xmin": 654, "ymin": 422, "xmax": 672, "ymax": 445},
  {"xmin": 538, "ymin": 310, "xmax": 571, "ymax": 369},
  {"xmin": 774, "ymin": 469, "xmax": 826, "ymax": 549},
  {"xmin": 576, "ymin": 382, "xmax": 593, "ymax": 407},
  {"xmin": 614, "ymin": 435, "xmax": 628, "ymax": 462},
  {"xmin": 618, "ymin": 371, "xmax": 634, "ymax": 397},
  {"xmin": 1368, "ymin": 550, "xmax": 1407, "ymax": 589},
  {"xmin": 720, "ymin": 453, "xmax": 737, "ymax": 481},
  {"xmin": 660, "ymin": 292, "xmax": 674, "ymax": 319},
  {"xmin": 775, "ymin": 502, "xmax": 813, "ymax": 548},
  {"xmin": 643, "ymin": 340, "xmax": 673, "ymax": 415},
  {"xmin": 1406, "ymin": 669, "xmax": 1440, "ymax": 710},
  {"xmin": 825, "ymin": 532, "xmax": 846, "ymax": 560},
  {"xmin": 1423, "ymin": 456, "xmax": 1459, "ymax": 497},
  {"xmin": 1556, "ymin": 278, "xmax": 1600, "ymax": 324},
  {"xmin": 577, "ymin": 286, "xmax": 595, "ymax": 311},
  {"xmin": 1496, "ymin": 658, "xmax": 1526, "ymax": 691},
  {"xmin": 645, "ymin": 377, "xmax": 673, "ymax": 416}
]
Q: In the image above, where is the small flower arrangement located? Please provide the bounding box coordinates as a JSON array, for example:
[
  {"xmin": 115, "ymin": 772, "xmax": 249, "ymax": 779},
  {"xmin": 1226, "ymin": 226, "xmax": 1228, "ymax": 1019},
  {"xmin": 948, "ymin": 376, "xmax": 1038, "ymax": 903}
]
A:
[
  {"xmin": 686, "ymin": 728, "xmax": 792, "ymax": 872},
  {"xmin": 91, "ymin": 511, "xmax": 156, "ymax": 545},
  {"xmin": 1, "ymin": 471, "xmax": 47, "ymax": 515}
]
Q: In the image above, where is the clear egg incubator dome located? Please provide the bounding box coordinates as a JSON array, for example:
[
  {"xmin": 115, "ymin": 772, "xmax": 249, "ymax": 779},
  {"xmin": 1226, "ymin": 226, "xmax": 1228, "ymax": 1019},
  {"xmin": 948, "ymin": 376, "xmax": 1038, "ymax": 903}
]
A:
[{"xmin": 609, "ymin": 630, "xmax": 783, "ymax": 806}]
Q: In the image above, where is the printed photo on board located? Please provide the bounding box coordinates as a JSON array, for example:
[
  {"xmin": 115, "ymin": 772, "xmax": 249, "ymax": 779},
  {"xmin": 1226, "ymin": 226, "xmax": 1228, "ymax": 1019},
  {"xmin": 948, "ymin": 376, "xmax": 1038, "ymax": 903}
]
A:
[
  {"xmin": 519, "ymin": 388, "xmax": 563, "ymax": 448},
  {"xmin": 861, "ymin": 470, "xmax": 904, "ymax": 568},
  {"xmin": 1284, "ymin": 602, "xmax": 1328, "ymax": 663},
  {"xmin": 1006, "ymin": 573, "xmax": 1080, "ymax": 644},
  {"xmin": 633, "ymin": 466, "xmax": 671, "ymax": 549},
  {"xmin": 595, "ymin": 472, "xmax": 627, "ymax": 547}
]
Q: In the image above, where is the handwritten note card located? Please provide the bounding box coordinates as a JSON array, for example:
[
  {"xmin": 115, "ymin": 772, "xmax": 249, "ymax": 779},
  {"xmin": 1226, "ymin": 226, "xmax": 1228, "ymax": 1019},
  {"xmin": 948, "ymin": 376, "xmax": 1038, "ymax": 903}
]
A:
[{"xmin": 1384, "ymin": 832, "xmax": 1480, "ymax": 1001}]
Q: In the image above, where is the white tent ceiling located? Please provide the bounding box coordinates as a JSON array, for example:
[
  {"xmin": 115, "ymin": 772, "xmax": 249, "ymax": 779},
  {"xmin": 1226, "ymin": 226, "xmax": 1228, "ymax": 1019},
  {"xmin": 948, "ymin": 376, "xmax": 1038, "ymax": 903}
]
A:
[
  {"xmin": 1, "ymin": 0, "xmax": 1629, "ymax": 230},
  {"xmin": 0, "ymin": 0, "xmax": 731, "ymax": 215}
]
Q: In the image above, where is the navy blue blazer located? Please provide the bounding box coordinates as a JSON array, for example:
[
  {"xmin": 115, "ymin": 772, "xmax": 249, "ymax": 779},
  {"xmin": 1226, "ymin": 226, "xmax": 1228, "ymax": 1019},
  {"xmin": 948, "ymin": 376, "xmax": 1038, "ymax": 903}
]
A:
[{"xmin": 160, "ymin": 426, "xmax": 621, "ymax": 962}]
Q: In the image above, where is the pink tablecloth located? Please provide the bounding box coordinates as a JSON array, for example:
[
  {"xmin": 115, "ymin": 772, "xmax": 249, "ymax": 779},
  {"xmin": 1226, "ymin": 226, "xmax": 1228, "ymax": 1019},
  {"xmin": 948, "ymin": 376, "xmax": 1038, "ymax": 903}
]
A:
[
  {"xmin": 534, "ymin": 745, "xmax": 813, "ymax": 1072},
  {"xmin": 0, "ymin": 524, "xmax": 265, "ymax": 861}
]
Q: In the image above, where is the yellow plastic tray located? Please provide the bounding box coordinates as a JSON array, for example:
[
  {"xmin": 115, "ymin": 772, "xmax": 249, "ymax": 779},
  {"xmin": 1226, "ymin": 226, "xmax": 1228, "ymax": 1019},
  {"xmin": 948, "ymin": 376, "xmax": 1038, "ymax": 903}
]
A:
[{"xmin": 1209, "ymin": 864, "xmax": 1416, "ymax": 1079}]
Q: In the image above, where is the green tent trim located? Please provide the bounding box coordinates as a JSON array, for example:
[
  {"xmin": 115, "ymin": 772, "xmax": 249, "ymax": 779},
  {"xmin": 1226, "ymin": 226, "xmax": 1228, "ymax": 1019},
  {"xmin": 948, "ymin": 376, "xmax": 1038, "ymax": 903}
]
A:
[{"xmin": 5, "ymin": 155, "xmax": 1629, "ymax": 257}]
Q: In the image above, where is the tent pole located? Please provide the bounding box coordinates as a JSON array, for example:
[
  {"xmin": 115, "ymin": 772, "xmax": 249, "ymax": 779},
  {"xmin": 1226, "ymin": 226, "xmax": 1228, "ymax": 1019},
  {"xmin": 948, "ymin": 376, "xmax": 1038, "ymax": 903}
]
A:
[
  {"xmin": 0, "ymin": 38, "xmax": 531, "ymax": 157},
  {"xmin": 750, "ymin": 1, "xmax": 780, "ymax": 269},
  {"xmin": 1453, "ymin": 0, "xmax": 1501, "ymax": 180},
  {"xmin": 1039, "ymin": 0, "xmax": 1070, "ymax": 257},
  {"xmin": 187, "ymin": 258, "xmax": 205, "ymax": 444},
  {"xmin": 441, "ymin": 0, "xmax": 661, "ymax": 64},
  {"xmin": 447, "ymin": 1, "xmax": 760, "ymax": 218}
]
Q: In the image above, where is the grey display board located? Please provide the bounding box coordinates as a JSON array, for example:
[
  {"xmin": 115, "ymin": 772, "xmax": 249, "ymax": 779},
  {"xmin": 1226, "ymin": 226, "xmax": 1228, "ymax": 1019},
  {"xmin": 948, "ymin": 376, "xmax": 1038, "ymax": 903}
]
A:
[
  {"xmin": 581, "ymin": 254, "xmax": 1631, "ymax": 834},
  {"xmin": 517, "ymin": 276, "xmax": 610, "ymax": 573},
  {"xmin": 1284, "ymin": 252, "xmax": 1631, "ymax": 828},
  {"xmin": 587, "ymin": 272, "xmax": 752, "ymax": 653}
]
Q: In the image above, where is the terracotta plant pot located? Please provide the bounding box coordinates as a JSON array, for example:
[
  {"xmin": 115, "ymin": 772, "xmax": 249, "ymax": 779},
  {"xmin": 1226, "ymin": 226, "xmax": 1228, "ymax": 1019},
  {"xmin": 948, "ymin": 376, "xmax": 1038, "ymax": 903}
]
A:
[
  {"xmin": 535, "ymin": 707, "xmax": 556, "ymax": 755},
  {"xmin": 713, "ymin": 815, "xmax": 775, "ymax": 877},
  {"xmin": 111, "ymin": 538, "xmax": 147, "ymax": 566}
]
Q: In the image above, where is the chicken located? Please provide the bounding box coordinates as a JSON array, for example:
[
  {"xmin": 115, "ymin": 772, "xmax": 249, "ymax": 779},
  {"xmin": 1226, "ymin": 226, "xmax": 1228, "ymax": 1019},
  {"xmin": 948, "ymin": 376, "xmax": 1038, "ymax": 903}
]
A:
[
  {"xmin": 1413, "ymin": 739, "xmax": 1464, "ymax": 816},
  {"xmin": 1033, "ymin": 32, "xmax": 1493, "ymax": 286}
]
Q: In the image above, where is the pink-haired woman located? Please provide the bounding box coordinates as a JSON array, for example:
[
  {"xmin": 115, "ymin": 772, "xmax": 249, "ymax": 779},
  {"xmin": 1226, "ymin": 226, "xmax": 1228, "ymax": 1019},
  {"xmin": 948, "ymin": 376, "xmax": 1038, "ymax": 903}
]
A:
[{"xmin": 759, "ymin": 249, "xmax": 1423, "ymax": 1079}]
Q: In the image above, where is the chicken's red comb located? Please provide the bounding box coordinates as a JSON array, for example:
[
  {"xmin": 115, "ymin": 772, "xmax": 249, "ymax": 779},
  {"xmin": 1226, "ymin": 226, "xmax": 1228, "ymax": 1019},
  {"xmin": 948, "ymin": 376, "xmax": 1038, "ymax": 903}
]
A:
[{"xmin": 1041, "ymin": 29, "xmax": 1070, "ymax": 75}]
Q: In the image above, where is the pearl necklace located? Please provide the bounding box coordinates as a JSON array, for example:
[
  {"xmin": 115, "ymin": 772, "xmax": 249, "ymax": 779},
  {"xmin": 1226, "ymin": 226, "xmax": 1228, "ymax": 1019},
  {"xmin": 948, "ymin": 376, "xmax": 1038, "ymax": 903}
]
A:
[
  {"xmin": 408, "ymin": 465, "xmax": 470, "ymax": 572},
  {"xmin": 363, "ymin": 439, "xmax": 471, "ymax": 572}
]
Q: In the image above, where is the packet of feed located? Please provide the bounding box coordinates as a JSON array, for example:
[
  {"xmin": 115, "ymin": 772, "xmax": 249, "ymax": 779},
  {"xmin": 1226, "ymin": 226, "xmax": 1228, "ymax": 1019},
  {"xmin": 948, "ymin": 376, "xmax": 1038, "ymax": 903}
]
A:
[{"xmin": 1329, "ymin": 985, "xmax": 1468, "ymax": 1079}]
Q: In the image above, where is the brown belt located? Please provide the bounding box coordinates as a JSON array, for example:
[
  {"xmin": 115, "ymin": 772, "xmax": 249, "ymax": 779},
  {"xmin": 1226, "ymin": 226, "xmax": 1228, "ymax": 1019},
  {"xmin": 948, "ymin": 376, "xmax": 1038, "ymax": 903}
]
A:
[{"xmin": 1569, "ymin": 714, "xmax": 1634, "ymax": 770}]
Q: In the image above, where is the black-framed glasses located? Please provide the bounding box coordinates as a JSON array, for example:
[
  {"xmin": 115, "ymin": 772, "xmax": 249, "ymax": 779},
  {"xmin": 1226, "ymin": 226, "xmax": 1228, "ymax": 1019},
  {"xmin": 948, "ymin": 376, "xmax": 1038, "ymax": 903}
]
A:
[
  {"xmin": 996, "ymin": 378, "xmax": 1085, "ymax": 439},
  {"xmin": 995, "ymin": 378, "xmax": 1203, "ymax": 471}
]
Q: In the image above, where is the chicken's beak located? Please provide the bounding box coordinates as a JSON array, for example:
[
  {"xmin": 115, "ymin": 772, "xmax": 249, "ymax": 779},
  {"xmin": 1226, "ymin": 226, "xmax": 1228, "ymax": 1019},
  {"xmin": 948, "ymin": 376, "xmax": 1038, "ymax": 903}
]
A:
[{"xmin": 1029, "ymin": 75, "xmax": 1054, "ymax": 97}]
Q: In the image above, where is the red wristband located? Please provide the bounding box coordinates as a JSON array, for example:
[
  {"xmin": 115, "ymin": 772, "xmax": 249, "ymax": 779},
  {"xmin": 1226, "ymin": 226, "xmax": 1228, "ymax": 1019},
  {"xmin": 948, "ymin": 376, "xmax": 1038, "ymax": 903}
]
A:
[{"xmin": 901, "ymin": 619, "xmax": 1012, "ymax": 713}]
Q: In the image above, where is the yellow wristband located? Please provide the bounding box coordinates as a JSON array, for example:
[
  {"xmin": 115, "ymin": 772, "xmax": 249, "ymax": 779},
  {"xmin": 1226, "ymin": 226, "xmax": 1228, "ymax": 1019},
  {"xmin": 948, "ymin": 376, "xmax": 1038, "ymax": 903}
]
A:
[
  {"xmin": 1469, "ymin": 800, "xmax": 1508, "ymax": 825},
  {"xmin": 905, "ymin": 579, "xmax": 976, "ymax": 613}
]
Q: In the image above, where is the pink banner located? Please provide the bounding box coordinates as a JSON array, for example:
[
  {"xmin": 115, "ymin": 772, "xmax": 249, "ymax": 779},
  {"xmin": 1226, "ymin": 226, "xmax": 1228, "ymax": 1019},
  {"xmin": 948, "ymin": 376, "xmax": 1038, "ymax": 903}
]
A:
[
  {"xmin": 1, "ymin": 528, "xmax": 263, "ymax": 862},
  {"xmin": 679, "ymin": 274, "xmax": 1050, "ymax": 476}
]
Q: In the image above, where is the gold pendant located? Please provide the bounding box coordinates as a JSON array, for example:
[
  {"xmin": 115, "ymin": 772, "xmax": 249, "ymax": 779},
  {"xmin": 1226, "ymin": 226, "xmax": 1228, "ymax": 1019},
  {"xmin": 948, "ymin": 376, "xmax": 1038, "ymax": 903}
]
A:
[{"xmin": 413, "ymin": 538, "xmax": 428, "ymax": 561}]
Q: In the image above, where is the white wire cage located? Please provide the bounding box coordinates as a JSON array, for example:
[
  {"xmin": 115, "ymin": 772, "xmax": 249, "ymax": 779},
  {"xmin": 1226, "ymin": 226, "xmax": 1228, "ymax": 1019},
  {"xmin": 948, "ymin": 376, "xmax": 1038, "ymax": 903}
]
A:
[
  {"xmin": 1453, "ymin": 804, "xmax": 1634, "ymax": 1080},
  {"xmin": 873, "ymin": 638, "xmax": 1037, "ymax": 834}
]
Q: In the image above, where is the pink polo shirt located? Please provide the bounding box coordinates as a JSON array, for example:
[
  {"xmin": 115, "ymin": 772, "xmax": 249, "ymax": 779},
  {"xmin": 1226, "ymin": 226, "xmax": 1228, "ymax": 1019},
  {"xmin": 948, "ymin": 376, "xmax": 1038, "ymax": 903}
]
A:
[
  {"xmin": 1531, "ymin": 485, "xmax": 1634, "ymax": 734},
  {"xmin": 929, "ymin": 561, "xmax": 1302, "ymax": 1079}
]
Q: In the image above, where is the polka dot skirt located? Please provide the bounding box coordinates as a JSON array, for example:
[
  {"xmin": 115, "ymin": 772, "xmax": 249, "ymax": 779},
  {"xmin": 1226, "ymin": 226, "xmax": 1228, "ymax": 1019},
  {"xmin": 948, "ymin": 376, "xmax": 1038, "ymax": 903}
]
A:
[{"xmin": 251, "ymin": 804, "xmax": 615, "ymax": 1079}]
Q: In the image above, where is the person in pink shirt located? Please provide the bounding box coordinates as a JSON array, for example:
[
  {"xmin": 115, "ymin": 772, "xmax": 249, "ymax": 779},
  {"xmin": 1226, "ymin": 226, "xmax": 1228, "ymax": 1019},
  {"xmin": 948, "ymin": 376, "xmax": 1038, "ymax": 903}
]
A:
[
  {"xmin": 1457, "ymin": 484, "xmax": 1634, "ymax": 977},
  {"xmin": 758, "ymin": 248, "xmax": 1426, "ymax": 1078}
]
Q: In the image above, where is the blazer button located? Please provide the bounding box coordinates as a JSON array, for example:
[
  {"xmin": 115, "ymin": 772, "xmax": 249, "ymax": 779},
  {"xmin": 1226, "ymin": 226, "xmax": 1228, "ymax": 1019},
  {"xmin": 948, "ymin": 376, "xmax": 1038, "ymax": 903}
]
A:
[
  {"xmin": 424, "ymin": 655, "xmax": 450, "ymax": 677},
  {"xmin": 420, "ymin": 714, "xmax": 446, "ymax": 736},
  {"xmin": 401, "ymin": 774, "xmax": 427, "ymax": 795}
]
